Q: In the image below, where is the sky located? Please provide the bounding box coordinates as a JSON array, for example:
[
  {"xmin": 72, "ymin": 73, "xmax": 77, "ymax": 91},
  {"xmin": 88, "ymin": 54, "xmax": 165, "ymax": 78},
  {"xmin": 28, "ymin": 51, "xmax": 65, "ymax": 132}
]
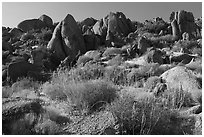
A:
[{"xmin": 2, "ymin": 2, "xmax": 202, "ymax": 28}]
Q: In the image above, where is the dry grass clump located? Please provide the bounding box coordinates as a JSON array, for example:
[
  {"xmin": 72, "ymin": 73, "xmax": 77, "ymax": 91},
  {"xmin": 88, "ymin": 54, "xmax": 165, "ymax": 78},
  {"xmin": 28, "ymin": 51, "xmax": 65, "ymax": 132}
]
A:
[
  {"xmin": 104, "ymin": 66, "xmax": 129, "ymax": 86},
  {"xmin": 43, "ymin": 68, "xmax": 117, "ymax": 114},
  {"xmin": 2, "ymin": 78, "xmax": 41, "ymax": 98},
  {"xmin": 11, "ymin": 78, "xmax": 41, "ymax": 93},
  {"xmin": 63, "ymin": 79, "xmax": 118, "ymax": 114},
  {"xmin": 2, "ymin": 86, "xmax": 13, "ymax": 98},
  {"xmin": 106, "ymin": 88, "xmax": 192, "ymax": 135},
  {"xmin": 41, "ymin": 82, "xmax": 67, "ymax": 101},
  {"xmin": 34, "ymin": 119, "xmax": 62, "ymax": 135}
]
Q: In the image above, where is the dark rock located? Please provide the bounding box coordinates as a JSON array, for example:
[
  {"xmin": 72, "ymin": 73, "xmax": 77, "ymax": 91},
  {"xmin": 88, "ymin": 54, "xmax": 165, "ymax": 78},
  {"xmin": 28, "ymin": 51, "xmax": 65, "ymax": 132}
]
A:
[
  {"xmin": 48, "ymin": 14, "xmax": 86, "ymax": 66},
  {"xmin": 170, "ymin": 10, "xmax": 197, "ymax": 39},
  {"xmin": 38, "ymin": 14, "xmax": 53, "ymax": 28},
  {"xmin": 83, "ymin": 34, "xmax": 100, "ymax": 51},
  {"xmin": 7, "ymin": 61, "xmax": 43, "ymax": 82},
  {"xmin": 93, "ymin": 12, "xmax": 133, "ymax": 45},
  {"xmin": 17, "ymin": 19, "xmax": 47, "ymax": 32},
  {"xmin": 80, "ymin": 17, "xmax": 97, "ymax": 27},
  {"xmin": 2, "ymin": 97, "xmax": 43, "ymax": 135},
  {"xmin": 8, "ymin": 28, "xmax": 23, "ymax": 38}
]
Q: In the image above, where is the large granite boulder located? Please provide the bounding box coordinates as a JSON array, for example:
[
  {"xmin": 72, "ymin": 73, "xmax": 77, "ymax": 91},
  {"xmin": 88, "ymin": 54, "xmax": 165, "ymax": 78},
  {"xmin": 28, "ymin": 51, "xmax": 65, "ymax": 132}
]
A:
[
  {"xmin": 160, "ymin": 66, "xmax": 202, "ymax": 106},
  {"xmin": 38, "ymin": 14, "xmax": 53, "ymax": 28},
  {"xmin": 47, "ymin": 22, "xmax": 66, "ymax": 62},
  {"xmin": 80, "ymin": 17, "xmax": 97, "ymax": 27},
  {"xmin": 8, "ymin": 28, "xmax": 23, "ymax": 38},
  {"xmin": 47, "ymin": 14, "xmax": 86, "ymax": 66},
  {"xmin": 17, "ymin": 19, "xmax": 46, "ymax": 32},
  {"xmin": 170, "ymin": 10, "xmax": 197, "ymax": 39},
  {"xmin": 93, "ymin": 12, "xmax": 133, "ymax": 45}
]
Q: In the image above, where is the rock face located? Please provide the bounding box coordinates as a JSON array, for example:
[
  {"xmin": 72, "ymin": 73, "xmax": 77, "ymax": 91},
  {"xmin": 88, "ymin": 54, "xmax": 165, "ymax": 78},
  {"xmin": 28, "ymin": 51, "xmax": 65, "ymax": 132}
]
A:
[
  {"xmin": 93, "ymin": 12, "xmax": 133, "ymax": 45},
  {"xmin": 161, "ymin": 66, "xmax": 201, "ymax": 91},
  {"xmin": 80, "ymin": 17, "xmax": 97, "ymax": 27},
  {"xmin": 47, "ymin": 14, "xmax": 86, "ymax": 65},
  {"xmin": 170, "ymin": 10, "xmax": 197, "ymax": 39},
  {"xmin": 38, "ymin": 14, "xmax": 53, "ymax": 28},
  {"xmin": 8, "ymin": 28, "xmax": 23, "ymax": 38},
  {"xmin": 137, "ymin": 36, "xmax": 151, "ymax": 55},
  {"xmin": 160, "ymin": 66, "xmax": 202, "ymax": 105},
  {"xmin": 17, "ymin": 19, "xmax": 46, "ymax": 32},
  {"xmin": 17, "ymin": 14, "xmax": 53, "ymax": 32}
]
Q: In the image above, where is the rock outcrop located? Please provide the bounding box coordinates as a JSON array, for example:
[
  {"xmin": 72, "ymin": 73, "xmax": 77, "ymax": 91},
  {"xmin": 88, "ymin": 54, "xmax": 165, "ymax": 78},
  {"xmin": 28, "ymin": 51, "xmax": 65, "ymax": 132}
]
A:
[
  {"xmin": 17, "ymin": 14, "xmax": 53, "ymax": 32},
  {"xmin": 170, "ymin": 10, "xmax": 197, "ymax": 39},
  {"xmin": 47, "ymin": 14, "xmax": 86, "ymax": 65},
  {"xmin": 93, "ymin": 12, "xmax": 133, "ymax": 46},
  {"xmin": 38, "ymin": 14, "xmax": 53, "ymax": 28}
]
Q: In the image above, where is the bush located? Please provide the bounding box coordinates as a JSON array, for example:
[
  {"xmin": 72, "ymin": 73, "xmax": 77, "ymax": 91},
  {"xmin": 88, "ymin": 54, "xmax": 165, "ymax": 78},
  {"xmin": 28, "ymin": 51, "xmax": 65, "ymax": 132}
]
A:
[
  {"xmin": 63, "ymin": 79, "xmax": 118, "ymax": 114},
  {"xmin": 105, "ymin": 66, "xmax": 129, "ymax": 86},
  {"xmin": 34, "ymin": 120, "xmax": 61, "ymax": 135},
  {"xmin": 2, "ymin": 86, "xmax": 13, "ymax": 98},
  {"xmin": 11, "ymin": 78, "xmax": 41, "ymax": 93},
  {"xmin": 106, "ymin": 90, "xmax": 188, "ymax": 135},
  {"xmin": 41, "ymin": 82, "xmax": 67, "ymax": 101}
]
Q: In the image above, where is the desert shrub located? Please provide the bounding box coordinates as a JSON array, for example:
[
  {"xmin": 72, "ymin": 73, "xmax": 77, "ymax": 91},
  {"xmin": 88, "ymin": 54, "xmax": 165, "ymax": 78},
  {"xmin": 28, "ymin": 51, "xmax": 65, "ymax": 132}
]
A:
[
  {"xmin": 68, "ymin": 63, "xmax": 105, "ymax": 81},
  {"xmin": 11, "ymin": 89, "xmax": 39, "ymax": 99},
  {"xmin": 63, "ymin": 79, "xmax": 118, "ymax": 114},
  {"xmin": 144, "ymin": 76, "xmax": 161, "ymax": 90},
  {"xmin": 34, "ymin": 120, "xmax": 61, "ymax": 135},
  {"xmin": 41, "ymin": 82, "xmax": 67, "ymax": 101},
  {"xmin": 105, "ymin": 66, "xmax": 129, "ymax": 86},
  {"xmin": 11, "ymin": 78, "xmax": 41, "ymax": 93},
  {"xmin": 2, "ymin": 86, "xmax": 13, "ymax": 98},
  {"xmin": 106, "ymin": 92, "xmax": 186, "ymax": 135},
  {"xmin": 161, "ymin": 88, "xmax": 197, "ymax": 109}
]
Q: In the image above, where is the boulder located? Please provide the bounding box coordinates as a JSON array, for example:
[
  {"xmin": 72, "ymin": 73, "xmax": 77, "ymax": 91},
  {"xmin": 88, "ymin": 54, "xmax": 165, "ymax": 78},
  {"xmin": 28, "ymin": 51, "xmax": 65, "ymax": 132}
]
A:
[
  {"xmin": 17, "ymin": 19, "xmax": 46, "ymax": 32},
  {"xmin": 48, "ymin": 14, "xmax": 86, "ymax": 66},
  {"xmin": 47, "ymin": 22, "xmax": 66, "ymax": 62},
  {"xmin": 170, "ymin": 53, "xmax": 196, "ymax": 64},
  {"xmin": 83, "ymin": 34, "xmax": 100, "ymax": 51},
  {"xmin": 2, "ymin": 41, "xmax": 13, "ymax": 52},
  {"xmin": 170, "ymin": 10, "xmax": 197, "ymax": 39},
  {"xmin": 93, "ymin": 12, "xmax": 133, "ymax": 45},
  {"xmin": 137, "ymin": 36, "xmax": 151, "ymax": 55},
  {"xmin": 31, "ymin": 47, "xmax": 47, "ymax": 67},
  {"xmin": 80, "ymin": 17, "xmax": 97, "ymax": 27},
  {"xmin": 7, "ymin": 61, "xmax": 43, "ymax": 82},
  {"xmin": 102, "ymin": 47, "xmax": 122, "ymax": 57},
  {"xmin": 8, "ymin": 28, "xmax": 23, "ymax": 38},
  {"xmin": 84, "ymin": 50, "xmax": 101, "ymax": 60},
  {"xmin": 38, "ymin": 14, "xmax": 53, "ymax": 28},
  {"xmin": 61, "ymin": 14, "xmax": 86, "ymax": 57},
  {"xmin": 160, "ymin": 66, "xmax": 202, "ymax": 106}
]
